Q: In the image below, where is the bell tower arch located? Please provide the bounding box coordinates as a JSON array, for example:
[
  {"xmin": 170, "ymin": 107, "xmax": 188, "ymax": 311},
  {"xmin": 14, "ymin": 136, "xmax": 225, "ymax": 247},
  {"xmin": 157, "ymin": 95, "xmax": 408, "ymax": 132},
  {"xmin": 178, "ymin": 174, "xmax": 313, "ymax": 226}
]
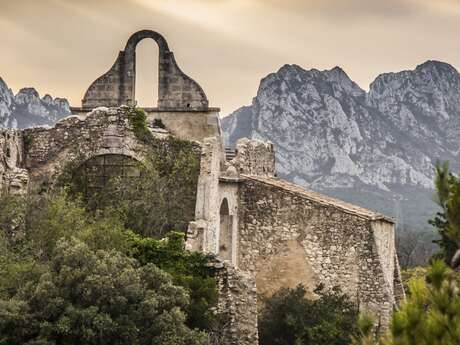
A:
[{"xmin": 82, "ymin": 30, "xmax": 209, "ymax": 110}]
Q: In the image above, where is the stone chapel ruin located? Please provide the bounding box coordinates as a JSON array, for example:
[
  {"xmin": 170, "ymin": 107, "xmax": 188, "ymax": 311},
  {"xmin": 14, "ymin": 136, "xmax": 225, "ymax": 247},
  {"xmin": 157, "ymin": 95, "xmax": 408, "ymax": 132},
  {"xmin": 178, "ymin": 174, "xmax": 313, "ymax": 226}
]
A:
[{"xmin": 0, "ymin": 30, "xmax": 404, "ymax": 345}]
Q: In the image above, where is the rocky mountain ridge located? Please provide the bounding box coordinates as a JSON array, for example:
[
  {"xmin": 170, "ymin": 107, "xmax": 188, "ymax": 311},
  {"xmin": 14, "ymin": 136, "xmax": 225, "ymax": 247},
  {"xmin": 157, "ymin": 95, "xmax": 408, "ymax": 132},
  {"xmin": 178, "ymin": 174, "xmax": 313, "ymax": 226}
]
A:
[
  {"xmin": 0, "ymin": 77, "xmax": 70, "ymax": 129},
  {"xmin": 222, "ymin": 60, "xmax": 460, "ymax": 230}
]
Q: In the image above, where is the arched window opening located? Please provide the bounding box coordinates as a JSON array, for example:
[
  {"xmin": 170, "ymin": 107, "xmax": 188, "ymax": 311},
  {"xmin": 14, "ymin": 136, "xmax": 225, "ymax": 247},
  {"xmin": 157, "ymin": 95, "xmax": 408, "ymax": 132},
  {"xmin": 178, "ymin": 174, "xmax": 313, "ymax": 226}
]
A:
[
  {"xmin": 219, "ymin": 198, "xmax": 233, "ymax": 261},
  {"xmin": 73, "ymin": 154, "xmax": 141, "ymax": 198},
  {"xmin": 135, "ymin": 39, "xmax": 159, "ymax": 108}
]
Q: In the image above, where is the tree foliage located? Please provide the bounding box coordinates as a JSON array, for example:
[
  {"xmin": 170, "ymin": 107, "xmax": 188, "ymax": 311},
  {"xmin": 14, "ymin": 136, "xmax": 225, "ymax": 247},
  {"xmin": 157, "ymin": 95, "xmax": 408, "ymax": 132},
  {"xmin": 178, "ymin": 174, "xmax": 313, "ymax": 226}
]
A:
[
  {"xmin": 354, "ymin": 161, "xmax": 460, "ymax": 345},
  {"xmin": 429, "ymin": 161, "xmax": 460, "ymax": 265},
  {"xmin": 355, "ymin": 261, "xmax": 460, "ymax": 345},
  {"xmin": 258, "ymin": 284, "xmax": 359, "ymax": 345},
  {"xmin": 0, "ymin": 238, "xmax": 209, "ymax": 345},
  {"xmin": 62, "ymin": 136, "xmax": 200, "ymax": 239},
  {"xmin": 128, "ymin": 107, "xmax": 152, "ymax": 142},
  {"xmin": 0, "ymin": 189, "xmax": 216, "ymax": 344},
  {"xmin": 127, "ymin": 231, "xmax": 218, "ymax": 331}
]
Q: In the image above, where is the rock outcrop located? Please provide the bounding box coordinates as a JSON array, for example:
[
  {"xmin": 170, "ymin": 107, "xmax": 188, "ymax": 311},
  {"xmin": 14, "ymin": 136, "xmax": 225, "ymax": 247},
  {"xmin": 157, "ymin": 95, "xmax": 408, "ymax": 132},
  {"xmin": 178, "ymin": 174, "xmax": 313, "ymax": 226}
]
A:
[
  {"xmin": 0, "ymin": 77, "xmax": 70, "ymax": 129},
  {"xmin": 222, "ymin": 61, "xmax": 460, "ymax": 230}
]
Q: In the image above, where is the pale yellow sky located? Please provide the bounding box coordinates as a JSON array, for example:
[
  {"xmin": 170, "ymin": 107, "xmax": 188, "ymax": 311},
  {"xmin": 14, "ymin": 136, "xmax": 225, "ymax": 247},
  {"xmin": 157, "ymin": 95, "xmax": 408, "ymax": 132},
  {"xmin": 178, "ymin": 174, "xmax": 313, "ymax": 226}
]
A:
[{"xmin": 1, "ymin": 0, "xmax": 460, "ymax": 114}]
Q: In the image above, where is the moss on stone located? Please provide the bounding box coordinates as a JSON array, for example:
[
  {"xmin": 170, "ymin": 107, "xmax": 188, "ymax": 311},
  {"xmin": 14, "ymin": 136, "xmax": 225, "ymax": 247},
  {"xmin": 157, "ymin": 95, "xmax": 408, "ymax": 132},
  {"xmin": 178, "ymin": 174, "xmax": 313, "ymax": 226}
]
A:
[{"xmin": 127, "ymin": 107, "xmax": 152, "ymax": 142}]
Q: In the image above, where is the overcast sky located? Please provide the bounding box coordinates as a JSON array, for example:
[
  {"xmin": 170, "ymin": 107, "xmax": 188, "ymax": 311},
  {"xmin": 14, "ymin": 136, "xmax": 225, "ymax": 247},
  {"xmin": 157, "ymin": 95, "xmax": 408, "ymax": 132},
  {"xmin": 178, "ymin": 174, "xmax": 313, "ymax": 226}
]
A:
[{"xmin": 1, "ymin": 0, "xmax": 460, "ymax": 114}]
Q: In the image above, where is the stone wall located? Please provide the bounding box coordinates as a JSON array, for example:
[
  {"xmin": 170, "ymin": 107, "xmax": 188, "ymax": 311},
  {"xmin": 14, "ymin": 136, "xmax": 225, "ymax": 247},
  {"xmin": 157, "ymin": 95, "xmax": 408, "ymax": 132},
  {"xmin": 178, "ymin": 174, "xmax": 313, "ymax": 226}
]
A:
[
  {"xmin": 237, "ymin": 175, "xmax": 398, "ymax": 328},
  {"xmin": 189, "ymin": 137, "xmax": 223, "ymax": 254},
  {"xmin": 71, "ymin": 108, "xmax": 221, "ymax": 144},
  {"xmin": 187, "ymin": 136, "xmax": 241, "ymax": 266},
  {"xmin": 145, "ymin": 109, "xmax": 221, "ymax": 143},
  {"xmin": 23, "ymin": 107, "xmax": 202, "ymax": 194},
  {"xmin": 0, "ymin": 129, "xmax": 28, "ymax": 194},
  {"xmin": 232, "ymin": 138, "xmax": 275, "ymax": 177},
  {"xmin": 213, "ymin": 261, "xmax": 258, "ymax": 345},
  {"xmin": 23, "ymin": 107, "xmax": 151, "ymax": 190}
]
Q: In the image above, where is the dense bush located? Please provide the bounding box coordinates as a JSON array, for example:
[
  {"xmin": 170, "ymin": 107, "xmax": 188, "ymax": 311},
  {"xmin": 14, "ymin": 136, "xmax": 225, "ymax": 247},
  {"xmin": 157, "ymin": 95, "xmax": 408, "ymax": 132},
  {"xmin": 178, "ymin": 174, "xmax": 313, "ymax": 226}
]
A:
[
  {"xmin": 127, "ymin": 231, "xmax": 218, "ymax": 331},
  {"xmin": 258, "ymin": 284, "xmax": 359, "ymax": 345},
  {"xmin": 128, "ymin": 107, "xmax": 151, "ymax": 142},
  {"xmin": 0, "ymin": 237, "xmax": 209, "ymax": 345},
  {"xmin": 0, "ymin": 190, "xmax": 217, "ymax": 344}
]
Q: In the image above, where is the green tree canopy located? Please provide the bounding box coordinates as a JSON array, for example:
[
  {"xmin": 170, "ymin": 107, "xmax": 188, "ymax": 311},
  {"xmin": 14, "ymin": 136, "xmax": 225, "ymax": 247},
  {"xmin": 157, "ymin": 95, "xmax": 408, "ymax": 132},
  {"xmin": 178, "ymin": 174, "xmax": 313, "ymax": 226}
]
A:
[
  {"xmin": 0, "ymin": 238, "xmax": 210, "ymax": 345},
  {"xmin": 0, "ymin": 189, "xmax": 219, "ymax": 342},
  {"xmin": 126, "ymin": 231, "xmax": 218, "ymax": 331},
  {"xmin": 430, "ymin": 162, "xmax": 460, "ymax": 266}
]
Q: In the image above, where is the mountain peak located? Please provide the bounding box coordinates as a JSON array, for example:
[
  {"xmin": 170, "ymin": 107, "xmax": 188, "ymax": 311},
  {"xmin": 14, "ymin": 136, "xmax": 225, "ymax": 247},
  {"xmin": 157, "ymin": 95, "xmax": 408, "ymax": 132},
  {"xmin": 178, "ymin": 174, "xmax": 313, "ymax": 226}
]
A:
[
  {"xmin": 330, "ymin": 66, "xmax": 346, "ymax": 74},
  {"xmin": 277, "ymin": 64, "xmax": 305, "ymax": 74},
  {"xmin": 324, "ymin": 66, "xmax": 365, "ymax": 96},
  {"xmin": 0, "ymin": 78, "xmax": 70, "ymax": 129},
  {"xmin": 17, "ymin": 87, "xmax": 40, "ymax": 98},
  {"xmin": 324, "ymin": 66, "xmax": 349, "ymax": 81},
  {"xmin": 223, "ymin": 60, "xmax": 460, "ymax": 233},
  {"xmin": 416, "ymin": 60, "xmax": 458, "ymax": 74},
  {"xmin": 0, "ymin": 77, "xmax": 8, "ymax": 90}
]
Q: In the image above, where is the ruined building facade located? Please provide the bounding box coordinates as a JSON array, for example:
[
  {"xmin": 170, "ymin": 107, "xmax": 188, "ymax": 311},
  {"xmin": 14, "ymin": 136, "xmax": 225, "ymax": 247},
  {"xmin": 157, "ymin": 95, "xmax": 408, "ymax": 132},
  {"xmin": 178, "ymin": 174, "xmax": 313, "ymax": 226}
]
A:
[{"xmin": 0, "ymin": 31, "xmax": 404, "ymax": 344}]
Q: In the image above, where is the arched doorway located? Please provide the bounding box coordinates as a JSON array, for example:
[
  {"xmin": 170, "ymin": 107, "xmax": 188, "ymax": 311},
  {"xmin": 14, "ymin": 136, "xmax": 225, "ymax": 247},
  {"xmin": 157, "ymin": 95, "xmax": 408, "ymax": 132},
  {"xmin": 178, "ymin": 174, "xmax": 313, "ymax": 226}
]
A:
[
  {"xmin": 134, "ymin": 39, "xmax": 159, "ymax": 107},
  {"xmin": 219, "ymin": 198, "xmax": 233, "ymax": 261}
]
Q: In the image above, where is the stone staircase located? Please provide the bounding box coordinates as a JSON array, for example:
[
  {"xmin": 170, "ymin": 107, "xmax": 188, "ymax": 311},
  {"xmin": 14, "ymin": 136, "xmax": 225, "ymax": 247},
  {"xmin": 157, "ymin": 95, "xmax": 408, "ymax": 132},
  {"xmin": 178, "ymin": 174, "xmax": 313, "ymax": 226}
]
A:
[{"xmin": 225, "ymin": 147, "xmax": 236, "ymax": 161}]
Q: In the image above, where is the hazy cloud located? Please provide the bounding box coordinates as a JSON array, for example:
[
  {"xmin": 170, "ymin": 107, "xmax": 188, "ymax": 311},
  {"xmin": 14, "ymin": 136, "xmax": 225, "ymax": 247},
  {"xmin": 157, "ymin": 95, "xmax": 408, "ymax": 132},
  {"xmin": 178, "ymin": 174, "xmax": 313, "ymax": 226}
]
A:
[{"xmin": 0, "ymin": 0, "xmax": 459, "ymax": 114}]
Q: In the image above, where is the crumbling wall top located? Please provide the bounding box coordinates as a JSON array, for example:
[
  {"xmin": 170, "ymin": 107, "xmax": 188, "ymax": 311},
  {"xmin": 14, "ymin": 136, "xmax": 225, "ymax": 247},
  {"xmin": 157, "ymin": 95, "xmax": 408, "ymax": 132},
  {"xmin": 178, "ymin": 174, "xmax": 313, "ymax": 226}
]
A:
[{"xmin": 229, "ymin": 138, "xmax": 276, "ymax": 177}]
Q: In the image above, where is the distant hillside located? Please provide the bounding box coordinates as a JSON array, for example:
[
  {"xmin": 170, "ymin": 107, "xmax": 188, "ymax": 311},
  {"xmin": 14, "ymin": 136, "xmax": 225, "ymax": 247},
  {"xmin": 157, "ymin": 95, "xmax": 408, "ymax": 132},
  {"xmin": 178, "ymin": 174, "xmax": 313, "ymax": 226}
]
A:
[
  {"xmin": 0, "ymin": 77, "xmax": 70, "ymax": 129},
  {"xmin": 222, "ymin": 61, "xmax": 460, "ymax": 231}
]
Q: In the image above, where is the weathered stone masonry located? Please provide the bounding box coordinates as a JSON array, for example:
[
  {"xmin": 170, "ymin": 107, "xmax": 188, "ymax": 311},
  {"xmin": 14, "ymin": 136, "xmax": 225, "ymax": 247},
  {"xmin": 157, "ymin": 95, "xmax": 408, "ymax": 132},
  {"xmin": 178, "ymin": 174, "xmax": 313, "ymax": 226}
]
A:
[
  {"xmin": 0, "ymin": 30, "xmax": 403, "ymax": 345},
  {"xmin": 0, "ymin": 129, "xmax": 28, "ymax": 193},
  {"xmin": 237, "ymin": 176, "xmax": 402, "ymax": 328},
  {"xmin": 81, "ymin": 30, "xmax": 208, "ymax": 110}
]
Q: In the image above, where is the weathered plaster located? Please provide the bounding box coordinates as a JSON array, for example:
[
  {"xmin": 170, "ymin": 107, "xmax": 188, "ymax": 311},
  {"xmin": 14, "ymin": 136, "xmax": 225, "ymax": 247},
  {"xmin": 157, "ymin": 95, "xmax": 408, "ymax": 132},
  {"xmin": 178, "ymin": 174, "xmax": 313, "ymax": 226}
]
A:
[{"xmin": 237, "ymin": 175, "xmax": 398, "ymax": 328}]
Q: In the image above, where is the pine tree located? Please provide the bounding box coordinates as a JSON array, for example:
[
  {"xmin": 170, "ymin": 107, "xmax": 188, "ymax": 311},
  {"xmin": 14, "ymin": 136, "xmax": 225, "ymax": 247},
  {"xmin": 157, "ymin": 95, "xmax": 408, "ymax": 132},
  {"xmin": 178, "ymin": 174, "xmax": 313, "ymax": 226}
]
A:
[{"xmin": 429, "ymin": 162, "xmax": 460, "ymax": 268}]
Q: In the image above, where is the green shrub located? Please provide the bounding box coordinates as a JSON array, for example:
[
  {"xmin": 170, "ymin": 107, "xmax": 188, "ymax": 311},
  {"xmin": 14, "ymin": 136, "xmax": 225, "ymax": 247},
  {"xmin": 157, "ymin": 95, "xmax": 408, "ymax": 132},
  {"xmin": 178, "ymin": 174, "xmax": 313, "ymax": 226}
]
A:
[
  {"xmin": 153, "ymin": 118, "xmax": 166, "ymax": 129},
  {"xmin": 259, "ymin": 284, "xmax": 359, "ymax": 345},
  {"xmin": 127, "ymin": 231, "xmax": 218, "ymax": 331},
  {"xmin": 356, "ymin": 261, "xmax": 460, "ymax": 345},
  {"xmin": 59, "ymin": 135, "xmax": 200, "ymax": 239},
  {"xmin": 128, "ymin": 107, "xmax": 152, "ymax": 142},
  {"xmin": 0, "ymin": 238, "xmax": 209, "ymax": 345},
  {"xmin": 0, "ymin": 188, "xmax": 218, "ymax": 337},
  {"xmin": 0, "ymin": 192, "xmax": 26, "ymax": 241}
]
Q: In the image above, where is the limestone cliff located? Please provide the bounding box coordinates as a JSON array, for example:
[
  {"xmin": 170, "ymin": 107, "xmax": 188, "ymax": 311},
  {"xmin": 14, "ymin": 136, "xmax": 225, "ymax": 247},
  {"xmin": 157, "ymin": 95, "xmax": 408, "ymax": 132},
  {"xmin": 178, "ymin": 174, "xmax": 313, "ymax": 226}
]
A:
[
  {"xmin": 222, "ymin": 61, "xmax": 460, "ymax": 230},
  {"xmin": 0, "ymin": 77, "xmax": 70, "ymax": 128}
]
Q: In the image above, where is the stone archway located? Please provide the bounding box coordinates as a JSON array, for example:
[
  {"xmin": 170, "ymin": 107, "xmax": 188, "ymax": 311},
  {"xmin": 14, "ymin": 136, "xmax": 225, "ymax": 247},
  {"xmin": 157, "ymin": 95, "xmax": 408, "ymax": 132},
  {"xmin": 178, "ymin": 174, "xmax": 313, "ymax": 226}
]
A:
[
  {"xmin": 82, "ymin": 30, "xmax": 209, "ymax": 110},
  {"xmin": 123, "ymin": 30, "xmax": 168, "ymax": 107},
  {"xmin": 219, "ymin": 198, "xmax": 233, "ymax": 261}
]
